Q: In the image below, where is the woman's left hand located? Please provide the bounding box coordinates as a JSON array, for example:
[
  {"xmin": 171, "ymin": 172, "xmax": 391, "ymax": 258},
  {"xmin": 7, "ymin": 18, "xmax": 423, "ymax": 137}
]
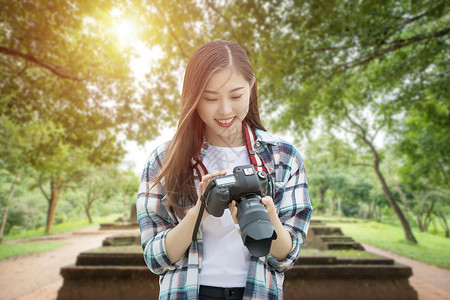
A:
[
  {"xmin": 260, "ymin": 196, "xmax": 277, "ymax": 220},
  {"xmin": 229, "ymin": 200, "xmax": 239, "ymax": 225},
  {"xmin": 229, "ymin": 196, "xmax": 277, "ymax": 224}
]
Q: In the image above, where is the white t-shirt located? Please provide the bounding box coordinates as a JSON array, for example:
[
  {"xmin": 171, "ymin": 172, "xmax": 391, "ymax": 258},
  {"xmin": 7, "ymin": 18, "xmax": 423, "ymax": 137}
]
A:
[{"xmin": 199, "ymin": 145, "xmax": 251, "ymax": 287}]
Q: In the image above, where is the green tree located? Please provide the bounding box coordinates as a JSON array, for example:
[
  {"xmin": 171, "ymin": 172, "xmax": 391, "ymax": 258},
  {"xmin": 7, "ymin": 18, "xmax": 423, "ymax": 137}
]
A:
[{"xmin": 0, "ymin": 1, "xmax": 173, "ymax": 232}]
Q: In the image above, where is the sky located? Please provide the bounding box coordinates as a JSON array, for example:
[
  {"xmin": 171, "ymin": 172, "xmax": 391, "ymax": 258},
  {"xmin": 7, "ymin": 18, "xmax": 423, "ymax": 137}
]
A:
[{"xmin": 122, "ymin": 127, "xmax": 176, "ymax": 176}]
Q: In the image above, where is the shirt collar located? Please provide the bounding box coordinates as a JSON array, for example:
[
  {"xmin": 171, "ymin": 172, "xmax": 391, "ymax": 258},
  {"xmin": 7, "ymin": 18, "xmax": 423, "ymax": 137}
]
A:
[
  {"xmin": 254, "ymin": 128, "xmax": 280, "ymax": 146},
  {"xmin": 190, "ymin": 122, "xmax": 269, "ymax": 180}
]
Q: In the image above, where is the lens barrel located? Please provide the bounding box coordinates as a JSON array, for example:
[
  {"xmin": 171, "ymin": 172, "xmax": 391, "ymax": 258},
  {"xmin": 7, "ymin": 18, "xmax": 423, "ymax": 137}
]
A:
[{"xmin": 236, "ymin": 195, "xmax": 277, "ymax": 257}]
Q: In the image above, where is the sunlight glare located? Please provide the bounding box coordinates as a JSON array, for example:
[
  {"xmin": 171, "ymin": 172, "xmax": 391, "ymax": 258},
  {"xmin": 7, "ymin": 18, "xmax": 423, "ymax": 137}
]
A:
[{"xmin": 115, "ymin": 20, "xmax": 135, "ymax": 45}]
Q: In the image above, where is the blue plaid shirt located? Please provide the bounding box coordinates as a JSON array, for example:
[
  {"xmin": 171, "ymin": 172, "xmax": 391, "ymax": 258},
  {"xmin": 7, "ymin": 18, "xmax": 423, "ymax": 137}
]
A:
[{"xmin": 137, "ymin": 129, "xmax": 313, "ymax": 299}]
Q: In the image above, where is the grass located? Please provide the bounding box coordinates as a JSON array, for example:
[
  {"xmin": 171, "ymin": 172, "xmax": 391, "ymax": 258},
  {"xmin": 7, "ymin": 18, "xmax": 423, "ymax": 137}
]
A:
[
  {"xmin": 0, "ymin": 241, "xmax": 70, "ymax": 260},
  {"xmin": 0, "ymin": 213, "xmax": 124, "ymax": 259},
  {"xmin": 4, "ymin": 213, "xmax": 122, "ymax": 241},
  {"xmin": 328, "ymin": 220, "xmax": 450, "ymax": 269}
]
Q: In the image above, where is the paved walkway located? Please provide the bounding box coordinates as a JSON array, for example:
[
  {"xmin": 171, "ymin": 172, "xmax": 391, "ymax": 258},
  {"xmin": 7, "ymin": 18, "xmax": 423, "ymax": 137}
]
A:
[
  {"xmin": 0, "ymin": 227, "xmax": 136, "ymax": 300},
  {"xmin": 363, "ymin": 243, "xmax": 450, "ymax": 300}
]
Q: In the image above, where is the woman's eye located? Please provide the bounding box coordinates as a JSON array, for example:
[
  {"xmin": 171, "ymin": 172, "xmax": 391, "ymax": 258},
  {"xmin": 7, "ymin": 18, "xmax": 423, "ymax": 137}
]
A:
[
  {"xmin": 204, "ymin": 98, "xmax": 218, "ymax": 101},
  {"xmin": 231, "ymin": 94, "xmax": 243, "ymax": 100}
]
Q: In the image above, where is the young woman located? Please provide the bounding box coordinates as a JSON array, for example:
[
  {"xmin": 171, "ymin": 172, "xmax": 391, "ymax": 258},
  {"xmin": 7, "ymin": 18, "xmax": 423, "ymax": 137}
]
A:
[{"xmin": 137, "ymin": 40, "xmax": 312, "ymax": 300}]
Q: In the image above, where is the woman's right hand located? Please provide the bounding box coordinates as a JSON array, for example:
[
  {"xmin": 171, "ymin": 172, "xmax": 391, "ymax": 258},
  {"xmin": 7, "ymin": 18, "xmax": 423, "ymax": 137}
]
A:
[
  {"xmin": 166, "ymin": 170, "xmax": 227, "ymax": 264},
  {"xmin": 191, "ymin": 170, "xmax": 227, "ymax": 220}
]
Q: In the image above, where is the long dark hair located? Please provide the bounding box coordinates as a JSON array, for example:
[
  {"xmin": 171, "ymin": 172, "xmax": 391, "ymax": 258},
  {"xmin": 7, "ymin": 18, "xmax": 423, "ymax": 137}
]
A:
[{"xmin": 152, "ymin": 40, "xmax": 265, "ymax": 216}]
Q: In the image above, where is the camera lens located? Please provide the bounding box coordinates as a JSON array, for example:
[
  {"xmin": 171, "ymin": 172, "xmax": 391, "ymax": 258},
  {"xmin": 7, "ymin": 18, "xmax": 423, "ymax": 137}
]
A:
[{"xmin": 236, "ymin": 195, "xmax": 277, "ymax": 257}]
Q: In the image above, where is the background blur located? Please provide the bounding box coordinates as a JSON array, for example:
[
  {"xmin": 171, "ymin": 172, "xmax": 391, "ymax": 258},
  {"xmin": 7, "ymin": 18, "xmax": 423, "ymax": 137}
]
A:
[{"xmin": 0, "ymin": 0, "xmax": 448, "ymax": 250}]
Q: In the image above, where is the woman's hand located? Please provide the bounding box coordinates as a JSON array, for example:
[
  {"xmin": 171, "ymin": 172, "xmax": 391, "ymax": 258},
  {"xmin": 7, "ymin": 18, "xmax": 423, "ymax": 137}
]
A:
[
  {"xmin": 166, "ymin": 170, "xmax": 226, "ymax": 264},
  {"xmin": 260, "ymin": 196, "xmax": 279, "ymax": 221},
  {"xmin": 191, "ymin": 170, "xmax": 227, "ymax": 220},
  {"xmin": 229, "ymin": 200, "xmax": 239, "ymax": 224}
]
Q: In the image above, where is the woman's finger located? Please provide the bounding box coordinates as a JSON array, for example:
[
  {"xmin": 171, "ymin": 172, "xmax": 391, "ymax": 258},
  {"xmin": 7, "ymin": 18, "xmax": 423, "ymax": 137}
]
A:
[
  {"xmin": 198, "ymin": 170, "xmax": 226, "ymax": 195},
  {"xmin": 229, "ymin": 200, "xmax": 239, "ymax": 224}
]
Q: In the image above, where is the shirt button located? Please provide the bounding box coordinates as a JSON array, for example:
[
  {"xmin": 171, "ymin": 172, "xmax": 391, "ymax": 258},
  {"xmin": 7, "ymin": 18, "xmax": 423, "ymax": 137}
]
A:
[
  {"xmin": 255, "ymin": 142, "xmax": 260, "ymax": 147},
  {"xmin": 270, "ymin": 167, "xmax": 274, "ymax": 172}
]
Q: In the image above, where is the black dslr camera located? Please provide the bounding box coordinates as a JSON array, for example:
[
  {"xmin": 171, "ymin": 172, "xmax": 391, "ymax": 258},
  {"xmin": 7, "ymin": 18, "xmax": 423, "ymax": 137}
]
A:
[{"xmin": 195, "ymin": 165, "xmax": 277, "ymax": 257}]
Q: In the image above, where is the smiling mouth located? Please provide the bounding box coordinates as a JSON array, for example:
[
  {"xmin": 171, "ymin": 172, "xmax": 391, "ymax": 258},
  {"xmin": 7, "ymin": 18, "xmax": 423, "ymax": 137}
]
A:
[
  {"xmin": 215, "ymin": 117, "xmax": 235, "ymax": 127},
  {"xmin": 216, "ymin": 117, "xmax": 234, "ymax": 124}
]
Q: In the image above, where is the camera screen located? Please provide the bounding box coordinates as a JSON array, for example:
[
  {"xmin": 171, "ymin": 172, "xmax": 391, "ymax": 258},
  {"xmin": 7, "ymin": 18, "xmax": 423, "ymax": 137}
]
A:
[{"xmin": 215, "ymin": 176, "xmax": 236, "ymax": 185}]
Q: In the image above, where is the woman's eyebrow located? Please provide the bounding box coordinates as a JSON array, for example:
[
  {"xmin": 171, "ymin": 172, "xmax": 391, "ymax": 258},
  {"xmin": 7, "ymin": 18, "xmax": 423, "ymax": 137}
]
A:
[{"xmin": 204, "ymin": 87, "xmax": 245, "ymax": 94}]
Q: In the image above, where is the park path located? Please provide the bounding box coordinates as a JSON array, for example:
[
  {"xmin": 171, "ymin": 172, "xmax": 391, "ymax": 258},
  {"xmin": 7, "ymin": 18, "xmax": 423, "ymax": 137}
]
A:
[
  {"xmin": 1, "ymin": 229, "xmax": 449, "ymax": 300},
  {"xmin": 363, "ymin": 243, "xmax": 450, "ymax": 300},
  {"xmin": 0, "ymin": 226, "xmax": 136, "ymax": 300}
]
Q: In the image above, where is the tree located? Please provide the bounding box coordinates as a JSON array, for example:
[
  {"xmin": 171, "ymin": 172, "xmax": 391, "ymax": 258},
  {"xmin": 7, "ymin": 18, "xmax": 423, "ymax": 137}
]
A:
[
  {"xmin": 113, "ymin": 170, "xmax": 139, "ymax": 220},
  {"xmin": 0, "ymin": 1, "xmax": 175, "ymax": 232},
  {"xmin": 0, "ymin": 115, "xmax": 33, "ymax": 242}
]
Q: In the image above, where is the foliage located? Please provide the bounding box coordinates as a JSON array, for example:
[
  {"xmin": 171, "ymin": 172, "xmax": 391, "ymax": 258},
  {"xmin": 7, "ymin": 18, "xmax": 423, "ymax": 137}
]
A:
[{"xmin": 0, "ymin": 165, "xmax": 134, "ymax": 237}]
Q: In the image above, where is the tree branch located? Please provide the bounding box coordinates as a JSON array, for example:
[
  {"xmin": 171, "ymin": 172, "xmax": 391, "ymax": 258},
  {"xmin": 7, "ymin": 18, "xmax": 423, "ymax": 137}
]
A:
[
  {"xmin": 334, "ymin": 27, "xmax": 450, "ymax": 75},
  {"xmin": 370, "ymin": 115, "xmax": 386, "ymax": 144},
  {"xmin": 343, "ymin": 106, "xmax": 367, "ymax": 138},
  {"xmin": 204, "ymin": 0, "xmax": 239, "ymax": 41},
  {"xmin": 336, "ymin": 124, "xmax": 362, "ymax": 139},
  {"xmin": 17, "ymin": 60, "xmax": 28, "ymax": 77},
  {"xmin": 0, "ymin": 46, "xmax": 83, "ymax": 81},
  {"xmin": 149, "ymin": 1, "xmax": 188, "ymax": 59}
]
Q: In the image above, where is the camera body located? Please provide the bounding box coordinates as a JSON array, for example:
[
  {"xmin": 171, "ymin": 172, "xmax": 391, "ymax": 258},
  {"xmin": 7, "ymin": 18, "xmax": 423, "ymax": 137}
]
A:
[
  {"xmin": 206, "ymin": 165, "xmax": 270, "ymax": 217},
  {"xmin": 204, "ymin": 165, "xmax": 277, "ymax": 257}
]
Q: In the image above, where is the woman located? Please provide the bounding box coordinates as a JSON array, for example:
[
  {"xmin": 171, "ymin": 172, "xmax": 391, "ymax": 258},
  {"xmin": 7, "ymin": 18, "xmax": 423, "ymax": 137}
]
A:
[{"xmin": 137, "ymin": 40, "xmax": 312, "ymax": 300}]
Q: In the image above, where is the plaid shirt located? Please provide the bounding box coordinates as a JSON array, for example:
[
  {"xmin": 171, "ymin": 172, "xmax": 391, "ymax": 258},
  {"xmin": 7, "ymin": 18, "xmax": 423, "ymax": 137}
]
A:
[{"xmin": 137, "ymin": 129, "xmax": 313, "ymax": 299}]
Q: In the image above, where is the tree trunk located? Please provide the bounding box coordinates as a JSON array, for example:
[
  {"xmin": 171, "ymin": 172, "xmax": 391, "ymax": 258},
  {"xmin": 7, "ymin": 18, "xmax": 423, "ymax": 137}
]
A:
[
  {"xmin": 344, "ymin": 111, "xmax": 417, "ymax": 243},
  {"xmin": 0, "ymin": 206, "xmax": 9, "ymax": 244},
  {"xmin": 376, "ymin": 205, "xmax": 382, "ymax": 222},
  {"xmin": 373, "ymin": 163, "xmax": 417, "ymax": 243},
  {"xmin": 338, "ymin": 198, "xmax": 342, "ymax": 219},
  {"xmin": 367, "ymin": 201, "xmax": 373, "ymax": 220},
  {"xmin": 85, "ymin": 203, "xmax": 93, "ymax": 224},
  {"xmin": 0, "ymin": 171, "xmax": 21, "ymax": 243},
  {"xmin": 320, "ymin": 185, "xmax": 327, "ymax": 212},
  {"xmin": 423, "ymin": 199, "xmax": 435, "ymax": 232},
  {"xmin": 330, "ymin": 196, "xmax": 335, "ymax": 216},
  {"xmin": 417, "ymin": 217, "xmax": 424, "ymax": 232},
  {"xmin": 46, "ymin": 179, "xmax": 61, "ymax": 233},
  {"xmin": 435, "ymin": 212, "xmax": 449, "ymax": 238}
]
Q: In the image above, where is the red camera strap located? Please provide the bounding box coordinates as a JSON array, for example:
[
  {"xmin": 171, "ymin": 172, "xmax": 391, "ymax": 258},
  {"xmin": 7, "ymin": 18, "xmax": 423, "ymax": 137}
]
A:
[{"xmin": 190, "ymin": 122, "xmax": 268, "ymax": 181}]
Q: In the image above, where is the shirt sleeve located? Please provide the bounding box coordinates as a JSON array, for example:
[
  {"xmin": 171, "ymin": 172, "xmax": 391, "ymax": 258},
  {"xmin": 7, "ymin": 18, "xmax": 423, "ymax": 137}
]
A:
[
  {"xmin": 266, "ymin": 144, "xmax": 313, "ymax": 273},
  {"xmin": 136, "ymin": 145, "xmax": 186, "ymax": 275}
]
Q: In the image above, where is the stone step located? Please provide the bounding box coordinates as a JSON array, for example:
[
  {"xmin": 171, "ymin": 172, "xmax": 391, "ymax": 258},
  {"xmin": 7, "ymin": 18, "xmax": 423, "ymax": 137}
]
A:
[
  {"xmin": 296, "ymin": 256, "xmax": 394, "ymax": 266},
  {"xmin": 75, "ymin": 251, "xmax": 394, "ymax": 267},
  {"xmin": 309, "ymin": 219, "xmax": 325, "ymax": 225},
  {"xmin": 325, "ymin": 241, "xmax": 365, "ymax": 251},
  {"xmin": 99, "ymin": 222, "xmax": 139, "ymax": 230},
  {"xmin": 288, "ymin": 264, "xmax": 412, "ymax": 279},
  {"xmin": 309, "ymin": 225, "xmax": 344, "ymax": 235},
  {"xmin": 102, "ymin": 236, "xmax": 140, "ymax": 247},
  {"xmin": 285, "ymin": 265, "xmax": 417, "ymax": 300},
  {"xmin": 76, "ymin": 252, "xmax": 145, "ymax": 266},
  {"xmin": 57, "ymin": 264, "xmax": 416, "ymax": 300},
  {"xmin": 317, "ymin": 235, "xmax": 355, "ymax": 242}
]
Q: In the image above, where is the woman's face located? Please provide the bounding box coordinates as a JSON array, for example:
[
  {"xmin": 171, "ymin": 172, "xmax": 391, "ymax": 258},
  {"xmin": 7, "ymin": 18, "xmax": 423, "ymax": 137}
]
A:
[{"xmin": 197, "ymin": 66, "xmax": 251, "ymax": 147}]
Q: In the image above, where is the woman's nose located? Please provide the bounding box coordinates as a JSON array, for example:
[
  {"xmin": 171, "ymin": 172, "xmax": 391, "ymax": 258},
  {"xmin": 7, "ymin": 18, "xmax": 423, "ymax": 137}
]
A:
[{"xmin": 219, "ymin": 99, "xmax": 232, "ymax": 115}]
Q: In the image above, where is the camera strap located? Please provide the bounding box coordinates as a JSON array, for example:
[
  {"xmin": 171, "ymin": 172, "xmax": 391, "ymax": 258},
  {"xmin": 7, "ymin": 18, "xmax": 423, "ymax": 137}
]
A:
[
  {"xmin": 192, "ymin": 200, "xmax": 205, "ymax": 242},
  {"xmin": 192, "ymin": 183, "xmax": 215, "ymax": 242}
]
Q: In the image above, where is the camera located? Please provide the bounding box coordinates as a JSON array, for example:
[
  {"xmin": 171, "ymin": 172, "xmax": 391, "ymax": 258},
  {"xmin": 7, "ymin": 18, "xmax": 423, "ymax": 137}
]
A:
[{"xmin": 203, "ymin": 165, "xmax": 277, "ymax": 257}]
